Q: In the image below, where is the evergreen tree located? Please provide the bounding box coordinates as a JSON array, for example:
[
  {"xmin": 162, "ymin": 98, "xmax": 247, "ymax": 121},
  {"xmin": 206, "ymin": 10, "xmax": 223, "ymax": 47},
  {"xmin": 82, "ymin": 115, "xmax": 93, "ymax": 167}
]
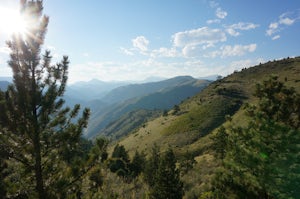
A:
[
  {"xmin": 0, "ymin": 1, "xmax": 90, "ymax": 198},
  {"xmin": 211, "ymin": 126, "xmax": 228, "ymax": 160},
  {"xmin": 144, "ymin": 144, "xmax": 160, "ymax": 186},
  {"xmin": 129, "ymin": 150, "xmax": 146, "ymax": 178},
  {"xmin": 213, "ymin": 76, "xmax": 300, "ymax": 199},
  {"xmin": 89, "ymin": 137, "xmax": 109, "ymax": 164},
  {"xmin": 109, "ymin": 144, "xmax": 130, "ymax": 177},
  {"xmin": 179, "ymin": 150, "xmax": 196, "ymax": 175},
  {"xmin": 150, "ymin": 148, "xmax": 184, "ymax": 199},
  {"xmin": 0, "ymin": 144, "xmax": 8, "ymax": 198}
]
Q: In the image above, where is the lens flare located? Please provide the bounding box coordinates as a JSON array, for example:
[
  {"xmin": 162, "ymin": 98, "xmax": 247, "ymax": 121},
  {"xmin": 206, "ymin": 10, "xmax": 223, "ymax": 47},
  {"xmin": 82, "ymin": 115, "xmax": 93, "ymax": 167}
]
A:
[{"xmin": 0, "ymin": 6, "xmax": 28, "ymax": 37}]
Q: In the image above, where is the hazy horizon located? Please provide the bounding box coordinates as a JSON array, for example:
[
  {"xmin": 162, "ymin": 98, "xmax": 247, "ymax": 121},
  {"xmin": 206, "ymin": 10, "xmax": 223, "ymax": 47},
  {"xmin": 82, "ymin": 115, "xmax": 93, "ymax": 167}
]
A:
[{"xmin": 1, "ymin": 0, "xmax": 300, "ymax": 83}]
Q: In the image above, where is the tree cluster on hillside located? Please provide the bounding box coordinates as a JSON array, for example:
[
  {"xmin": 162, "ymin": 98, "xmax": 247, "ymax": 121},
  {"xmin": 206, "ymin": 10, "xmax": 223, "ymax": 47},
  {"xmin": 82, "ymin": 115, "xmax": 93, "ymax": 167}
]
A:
[
  {"xmin": 212, "ymin": 75, "xmax": 300, "ymax": 199},
  {"xmin": 108, "ymin": 144, "xmax": 184, "ymax": 199},
  {"xmin": 3, "ymin": 1, "xmax": 299, "ymax": 199}
]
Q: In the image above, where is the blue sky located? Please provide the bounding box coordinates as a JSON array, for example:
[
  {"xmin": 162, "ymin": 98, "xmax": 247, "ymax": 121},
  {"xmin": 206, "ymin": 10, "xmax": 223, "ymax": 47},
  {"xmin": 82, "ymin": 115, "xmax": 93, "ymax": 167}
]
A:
[{"xmin": 0, "ymin": 0, "xmax": 300, "ymax": 83}]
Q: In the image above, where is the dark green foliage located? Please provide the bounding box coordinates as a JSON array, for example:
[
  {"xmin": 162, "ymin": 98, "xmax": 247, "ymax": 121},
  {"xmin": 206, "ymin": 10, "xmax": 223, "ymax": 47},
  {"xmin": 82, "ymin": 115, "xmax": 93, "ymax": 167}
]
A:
[
  {"xmin": 144, "ymin": 144, "xmax": 160, "ymax": 186},
  {"xmin": 89, "ymin": 167, "xmax": 104, "ymax": 190},
  {"xmin": 211, "ymin": 126, "xmax": 228, "ymax": 160},
  {"xmin": 129, "ymin": 150, "xmax": 146, "ymax": 178},
  {"xmin": 0, "ymin": 145, "xmax": 8, "ymax": 198},
  {"xmin": 150, "ymin": 148, "xmax": 184, "ymax": 199},
  {"xmin": 254, "ymin": 75, "xmax": 300, "ymax": 128},
  {"xmin": 109, "ymin": 144, "xmax": 130, "ymax": 177},
  {"xmin": 0, "ymin": 1, "xmax": 90, "ymax": 198},
  {"xmin": 89, "ymin": 137, "xmax": 109, "ymax": 164},
  {"xmin": 213, "ymin": 76, "xmax": 300, "ymax": 199},
  {"xmin": 163, "ymin": 109, "xmax": 168, "ymax": 117},
  {"xmin": 179, "ymin": 150, "xmax": 196, "ymax": 175},
  {"xmin": 173, "ymin": 104, "xmax": 180, "ymax": 115},
  {"xmin": 109, "ymin": 144, "xmax": 145, "ymax": 181}
]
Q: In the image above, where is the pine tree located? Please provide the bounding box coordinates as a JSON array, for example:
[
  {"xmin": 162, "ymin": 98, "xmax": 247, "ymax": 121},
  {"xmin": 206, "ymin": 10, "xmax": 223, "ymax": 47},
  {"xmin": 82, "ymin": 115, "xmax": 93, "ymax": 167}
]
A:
[
  {"xmin": 179, "ymin": 150, "xmax": 196, "ymax": 175},
  {"xmin": 0, "ymin": 1, "xmax": 90, "ymax": 198},
  {"xmin": 150, "ymin": 148, "xmax": 184, "ymax": 199},
  {"xmin": 129, "ymin": 150, "xmax": 146, "ymax": 178},
  {"xmin": 211, "ymin": 126, "xmax": 228, "ymax": 160},
  {"xmin": 144, "ymin": 144, "xmax": 160, "ymax": 186},
  {"xmin": 213, "ymin": 76, "xmax": 300, "ymax": 199},
  {"xmin": 109, "ymin": 144, "xmax": 130, "ymax": 177}
]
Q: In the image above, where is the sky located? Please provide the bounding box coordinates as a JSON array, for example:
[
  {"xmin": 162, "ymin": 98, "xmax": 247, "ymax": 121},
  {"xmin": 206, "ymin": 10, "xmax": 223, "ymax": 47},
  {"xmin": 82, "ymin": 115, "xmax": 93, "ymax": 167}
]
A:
[{"xmin": 0, "ymin": 0, "xmax": 300, "ymax": 83}]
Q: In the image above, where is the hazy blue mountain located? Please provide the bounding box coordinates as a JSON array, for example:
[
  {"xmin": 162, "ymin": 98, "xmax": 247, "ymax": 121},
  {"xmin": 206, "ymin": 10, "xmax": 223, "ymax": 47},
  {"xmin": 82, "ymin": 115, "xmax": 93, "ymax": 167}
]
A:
[
  {"xmin": 197, "ymin": 74, "xmax": 220, "ymax": 81},
  {"xmin": 0, "ymin": 77, "xmax": 12, "ymax": 82},
  {"xmin": 0, "ymin": 81, "xmax": 10, "ymax": 91},
  {"xmin": 101, "ymin": 76, "xmax": 199, "ymax": 104},
  {"xmin": 100, "ymin": 109, "xmax": 162, "ymax": 140},
  {"xmin": 85, "ymin": 78, "xmax": 211, "ymax": 139},
  {"xmin": 139, "ymin": 76, "xmax": 166, "ymax": 83},
  {"xmin": 65, "ymin": 79, "xmax": 128, "ymax": 101}
]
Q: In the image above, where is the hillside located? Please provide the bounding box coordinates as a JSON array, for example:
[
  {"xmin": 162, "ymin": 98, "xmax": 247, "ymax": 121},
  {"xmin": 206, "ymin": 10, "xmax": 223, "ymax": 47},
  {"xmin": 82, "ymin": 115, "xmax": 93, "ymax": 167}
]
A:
[
  {"xmin": 65, "ymin": 79, "xmax": 128, "ymax": 101},
  {"xmin": 114, "ymin": 57, "xmax": 300, "ymax": 197},
  {"xmin": 85, "ymin": 77, "xmax": 210, "ymax": 139},
  {"xmin": 101, "ymin": 76, "xmax": 201, "ymax": 104}
]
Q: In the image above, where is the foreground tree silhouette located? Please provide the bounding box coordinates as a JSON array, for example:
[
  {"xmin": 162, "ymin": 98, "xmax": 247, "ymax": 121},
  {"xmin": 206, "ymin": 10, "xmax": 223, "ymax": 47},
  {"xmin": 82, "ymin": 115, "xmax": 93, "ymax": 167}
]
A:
[
  {"xmin": 213, "ymin": 76, "xmax": 300, "ymax": 198},
  {"xmin": 0, "ymin": 1, "xmax": 90, "ymax": 198}
]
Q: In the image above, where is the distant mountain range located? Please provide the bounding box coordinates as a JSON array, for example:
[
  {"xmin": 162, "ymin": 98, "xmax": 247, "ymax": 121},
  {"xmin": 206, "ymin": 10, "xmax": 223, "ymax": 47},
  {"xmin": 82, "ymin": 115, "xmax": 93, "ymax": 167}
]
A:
[
  {"xmin": 91, "ymin": 77, "xmax": 210, "ymax": 138},
  {"xmin": 65, "ymin": 79, "xmax": 129, "ymax": 101},
  {"xmin": 0, "ymin": 77, "xmax": 12, "ymax": 91},
  {"xmin": 0, "ymin": 75, "xmax": 212, "ymax": 139},
  {"xmin": 0, "ymin": 81, "xmax": 10, "ymax": 91}
]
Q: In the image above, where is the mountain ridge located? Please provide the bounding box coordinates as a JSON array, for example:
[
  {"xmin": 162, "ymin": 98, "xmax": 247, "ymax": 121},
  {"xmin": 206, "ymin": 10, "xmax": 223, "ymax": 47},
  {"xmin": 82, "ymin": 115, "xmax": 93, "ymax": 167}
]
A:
[
  {"xmin": 114, "ymin": 56, "xmax": 300, "ymax": 197},
  {"xmin": 85, "ymin": 77, "xmax": 211, "ymax": 138}
]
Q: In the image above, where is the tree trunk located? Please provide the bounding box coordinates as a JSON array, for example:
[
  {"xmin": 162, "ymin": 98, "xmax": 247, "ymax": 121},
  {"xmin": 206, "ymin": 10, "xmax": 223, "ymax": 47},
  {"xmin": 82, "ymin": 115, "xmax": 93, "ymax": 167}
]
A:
[
  {"xmin": 31, "ymin": 65, "xmax": 45, "ymax": 198},
  {"xmin": 34, "ymin": 138, "xmax": 45, "ymax": 199}
]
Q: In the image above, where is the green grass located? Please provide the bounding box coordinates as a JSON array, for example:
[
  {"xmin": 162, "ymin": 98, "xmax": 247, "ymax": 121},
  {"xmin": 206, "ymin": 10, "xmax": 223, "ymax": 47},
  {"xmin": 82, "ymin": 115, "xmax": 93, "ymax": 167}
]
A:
[{"xmin": 108, "ymin": 56, "xmax": 300, "ymax": 198}]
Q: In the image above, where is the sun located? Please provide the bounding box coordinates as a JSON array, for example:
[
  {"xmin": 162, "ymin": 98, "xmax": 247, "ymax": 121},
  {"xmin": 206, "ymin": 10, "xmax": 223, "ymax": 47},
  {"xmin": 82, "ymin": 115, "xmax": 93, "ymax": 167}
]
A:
[{"xmin": 0, "ymin": 6, "xmax": 27, "ymax": 37}]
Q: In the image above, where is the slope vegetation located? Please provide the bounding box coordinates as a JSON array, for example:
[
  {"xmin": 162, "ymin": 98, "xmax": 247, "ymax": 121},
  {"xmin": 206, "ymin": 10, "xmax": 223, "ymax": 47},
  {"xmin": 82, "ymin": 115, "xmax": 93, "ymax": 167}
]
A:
[
  {"xmin": 116, "ymin": 57, "xmax": 300, "ymax": 197},
  {"xmin": 86, "ymin": 77, "xmax": 210, "ymax": 138}
]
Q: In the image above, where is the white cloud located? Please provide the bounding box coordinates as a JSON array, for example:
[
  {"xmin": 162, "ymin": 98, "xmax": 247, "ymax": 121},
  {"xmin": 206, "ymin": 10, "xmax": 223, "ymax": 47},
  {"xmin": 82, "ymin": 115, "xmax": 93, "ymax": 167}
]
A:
[
  {"xmin": 0, "ymin": 46, "xmax": 10, "ymax": 54},
  {"xmin": 46, "ymin": 45, "xmax": 56, "ymax": 51},
  {"xmin": 150, "ymin": 47, "xmax": 179, "ymax": 58},
  {"xmin": 206, "ymin": 19, "xmax": 221, "ymax": 24},
  {"xmin": 132, "ymin": 36, "xmax": 149, "ymax": 52},
  {"xmin": 216, "ymin": 7, "xmax": 227, "ymax": 19},
  {"xmin": 120, "ymin": 47, "xmax": 134, "ymax": 56},
  {"xmin": 228, "ymin": 22, "xmax": 259, "ymax": 30},
  {"xmin": 279, "ymin": 13, "xmax": 295, "ymax": 25},
  {"xmin": 209, "ymin": 1, "xmax": 219, "ymax": 8},
  {"xmin": 182, "ymin": 45, "xmax": 198, "ymax": 57},
  {"xmin": 67, "ymin": 56, "xmax": 223, "ymax": 83},
  {"xmin": 218, "ymin": 58, "xmax": 265, "ymax": 76},
  {"xmin": 172, "ymin": 27, "xmax": 226, "ymax": 48},
  {"xmin": 206, "ymin": 44, "xmax": 257, "ymax": 58},
  {"xmin": 172, "ymin": 27, "xmax": 226, "ymax": 58},
  {"xmin": 0, "ymin": 55, "xmax": 11, "ymax": 77},
  {"xmin": 266, "ymin": 10, "xmax": 300, "ymax": 38},
  {"xmin": 226, "ymin": 22, "xmax": 259, "ymax": 36},
  {"xmin": 266, "ymin": 23, "xmax": 277, "ymax": 36},
  {"xmin": 226, "ymin": 28, "xmax": 240, "ymax": 36},
  {"xmin": 269, "ymin": 22, "xmax": 279, "ymax": 29},
  {"xmin": 272, "ymin": 35, "xmax": 280, "ymax": 40}
]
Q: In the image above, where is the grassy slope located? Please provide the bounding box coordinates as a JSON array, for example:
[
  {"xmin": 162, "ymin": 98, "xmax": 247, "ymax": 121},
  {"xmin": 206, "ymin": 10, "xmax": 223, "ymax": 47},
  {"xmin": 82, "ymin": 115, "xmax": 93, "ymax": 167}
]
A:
[
  {"xmin": 113, "ymin": 57, "xmax": 300, "ymax": 197},
  {"xmin": 87, "ymin": 79, "xmax": 210, "ymax": 139}
]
